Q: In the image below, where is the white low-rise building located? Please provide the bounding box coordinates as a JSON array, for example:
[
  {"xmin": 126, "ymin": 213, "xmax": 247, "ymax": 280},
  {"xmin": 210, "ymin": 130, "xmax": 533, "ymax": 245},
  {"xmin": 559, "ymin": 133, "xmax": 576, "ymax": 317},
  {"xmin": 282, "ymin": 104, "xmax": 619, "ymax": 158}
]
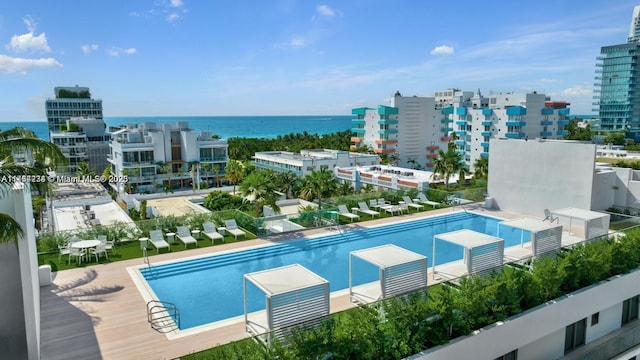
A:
[
  {"xmin": 108, "ymin": 122, "xmax": 228, "ymax": 194},
  {"xmin": 252, "ymin": 149, "xmax": 380, "ymax": 177}
]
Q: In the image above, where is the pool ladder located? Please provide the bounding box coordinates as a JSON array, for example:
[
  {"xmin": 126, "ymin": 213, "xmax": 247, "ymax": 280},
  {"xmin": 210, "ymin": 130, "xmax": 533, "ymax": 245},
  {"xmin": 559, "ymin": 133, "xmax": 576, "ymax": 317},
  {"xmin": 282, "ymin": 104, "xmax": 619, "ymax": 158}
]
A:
[{"xmin": 147, "ymin": 300, "xmax": 180, "ymax": 333}]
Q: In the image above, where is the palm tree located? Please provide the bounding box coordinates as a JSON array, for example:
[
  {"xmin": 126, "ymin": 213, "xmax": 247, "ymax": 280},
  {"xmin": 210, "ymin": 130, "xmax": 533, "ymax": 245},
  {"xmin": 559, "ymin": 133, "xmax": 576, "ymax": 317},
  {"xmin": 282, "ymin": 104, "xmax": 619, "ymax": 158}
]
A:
[
  {"xmin": 473, "ymin": 156, "xmax": 489, "ymax": 180},
  {"xmin": 212, "ymin": 164, "xmax": 220, "ymax": 187},
  {"xmin": 178, "ymin": 166, "xmax": 185, "ymax": 190},
  {"xmin": 188, "ymin": 161, "xmax": 200, "ymax": 191},
  {"xmin": 274, "ymin": 171, "xmax": 299, "ymax": 199},
  {"xmin": 75, "ymin": 161, "xmax": 95, "ymax": 177},
  {"xmin": 225, "ymin": 160, "xmax": 245, "ymax": 194},
  {"xmin": 431, "ymin": 147, "xmax": 465, "ymax": 190},
  {"xmin": 299, "ymin": 169, "xmax": 337, "ymax": 209},
  {"xmin": 200, "ymin": 163, "xmax": 211, "ymax": 188},
  {"xmin": 0, "ymin": 127, "xmax": 66, "ymax": 244},
  {"xmin": 337, "ymin": 181, "xmax": 354, "ymax": 196},
  {"xmin": 239, "ymin": 170, "xmax": 281, "ymax": 215}
]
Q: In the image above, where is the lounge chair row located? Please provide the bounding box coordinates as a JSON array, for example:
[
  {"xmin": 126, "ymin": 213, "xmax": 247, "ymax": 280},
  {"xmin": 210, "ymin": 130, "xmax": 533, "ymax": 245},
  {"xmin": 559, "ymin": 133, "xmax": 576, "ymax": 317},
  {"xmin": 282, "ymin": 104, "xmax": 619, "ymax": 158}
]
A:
[
  {"xmin": 146, "ymin": 220, "xmax": 247, "ymax": 252},
  {"xmin": 335, "ymin": 194, "xmax": 442, "ymax": 222}
]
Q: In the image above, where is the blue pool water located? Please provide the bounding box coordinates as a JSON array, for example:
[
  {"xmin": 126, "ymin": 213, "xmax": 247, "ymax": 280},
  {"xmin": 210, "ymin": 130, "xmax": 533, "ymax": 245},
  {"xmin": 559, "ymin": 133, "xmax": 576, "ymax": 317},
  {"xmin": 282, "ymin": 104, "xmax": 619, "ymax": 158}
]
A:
[{"xmin": 140, "ymin": 212, "xmax": 529, "ymax": 329}]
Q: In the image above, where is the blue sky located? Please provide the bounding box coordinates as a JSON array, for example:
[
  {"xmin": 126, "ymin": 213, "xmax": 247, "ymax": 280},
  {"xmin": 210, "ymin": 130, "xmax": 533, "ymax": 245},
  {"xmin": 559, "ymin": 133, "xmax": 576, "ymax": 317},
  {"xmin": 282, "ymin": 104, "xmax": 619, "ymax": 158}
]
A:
[{"xmin": 0, "ymin": 1, "xmax": 638, "ymax": 121}]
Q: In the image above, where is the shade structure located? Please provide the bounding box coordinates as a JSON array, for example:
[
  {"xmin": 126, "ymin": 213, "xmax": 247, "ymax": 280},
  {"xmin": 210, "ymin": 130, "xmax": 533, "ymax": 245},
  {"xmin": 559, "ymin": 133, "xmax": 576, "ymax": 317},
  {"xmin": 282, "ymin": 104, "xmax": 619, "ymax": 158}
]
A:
[
  {"xmin": 551, "ymin": 207, "xmax": 610, "ymax": 240},
  {"xmin": 433, "ymin": 229, "xmax": 504, "ymax": 279},
  {"xmin": 498, "ymin": 217, "xmax": 563, "ymax": 258},
  {"xmin": 349, "ymin": 244, "xmax": 428, "ymax": 304},
  {"xmin": 244, "ymin": 264, "xmax": 329, "ymax": 345}
]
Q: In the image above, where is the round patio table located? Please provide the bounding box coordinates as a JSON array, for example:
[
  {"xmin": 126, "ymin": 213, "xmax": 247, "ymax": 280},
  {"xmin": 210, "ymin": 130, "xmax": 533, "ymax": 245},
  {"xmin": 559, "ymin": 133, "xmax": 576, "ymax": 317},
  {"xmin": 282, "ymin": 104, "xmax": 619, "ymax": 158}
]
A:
[{"xmin": 71, "ymin": 239, "xmax": 102, "ymax": 250}]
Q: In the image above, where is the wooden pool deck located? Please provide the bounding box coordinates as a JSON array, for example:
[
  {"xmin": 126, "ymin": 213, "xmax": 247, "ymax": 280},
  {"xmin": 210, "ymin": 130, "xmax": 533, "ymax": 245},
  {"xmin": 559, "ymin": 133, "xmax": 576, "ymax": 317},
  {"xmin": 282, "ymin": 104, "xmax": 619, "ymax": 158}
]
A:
[{"xmin": 40, "ymin": 205, "xmax": 528, "ymax": 360}]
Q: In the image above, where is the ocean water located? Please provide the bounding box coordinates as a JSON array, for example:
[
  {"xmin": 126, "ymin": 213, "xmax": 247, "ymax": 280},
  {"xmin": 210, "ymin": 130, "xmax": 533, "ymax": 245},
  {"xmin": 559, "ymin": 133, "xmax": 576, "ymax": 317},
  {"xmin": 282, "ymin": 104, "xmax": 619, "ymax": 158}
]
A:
[{"xmin": 0, "ymin": 115, "xmax": 353, "ymax": 141}]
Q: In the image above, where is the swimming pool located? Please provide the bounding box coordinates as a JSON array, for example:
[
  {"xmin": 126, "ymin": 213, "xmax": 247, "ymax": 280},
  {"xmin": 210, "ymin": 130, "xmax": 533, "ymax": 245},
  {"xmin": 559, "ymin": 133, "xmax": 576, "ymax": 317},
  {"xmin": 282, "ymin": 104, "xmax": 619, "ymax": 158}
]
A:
[{"xmin": 138, "ymin": 212, "xmax": 529, "ymax": 330}]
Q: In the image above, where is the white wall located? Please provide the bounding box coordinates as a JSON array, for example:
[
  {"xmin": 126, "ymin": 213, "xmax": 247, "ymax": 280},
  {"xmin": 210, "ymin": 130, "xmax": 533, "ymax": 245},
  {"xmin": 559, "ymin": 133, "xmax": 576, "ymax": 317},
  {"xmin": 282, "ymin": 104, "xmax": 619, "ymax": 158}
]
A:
[
  {"xmin": 591, "ymin": 171, "xmax": 617, "ymax": 211},
  {"xmin": 487, "ymin": 139, "xmax": 596, "ymax": 217},
  {"xmin": 412, "ymin": 268, "xmax": 640, "ymax": 360},
  {"xmin": 586, "ymin": 303, "xmax": 622, "ymax": 343},
  {"xmin": 0, "ymin": 184, "xmax": 40, "ymax": 359}
]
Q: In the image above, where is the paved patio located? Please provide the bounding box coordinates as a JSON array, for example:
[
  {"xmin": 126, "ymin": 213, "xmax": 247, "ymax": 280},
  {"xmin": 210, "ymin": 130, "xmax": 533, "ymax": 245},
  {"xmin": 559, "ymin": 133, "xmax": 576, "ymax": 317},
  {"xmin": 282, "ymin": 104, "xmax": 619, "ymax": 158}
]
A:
[{"xmin": 40, "ymin": 205, "xmax": 527, "ymax": 360}]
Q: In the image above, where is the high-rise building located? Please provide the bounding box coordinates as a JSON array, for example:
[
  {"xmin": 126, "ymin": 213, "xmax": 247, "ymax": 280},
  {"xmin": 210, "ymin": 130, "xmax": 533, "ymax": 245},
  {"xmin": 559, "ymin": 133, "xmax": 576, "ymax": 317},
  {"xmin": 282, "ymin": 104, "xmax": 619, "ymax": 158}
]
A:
[
  {"xmin": 593, "ymin": 6, "xmax": 640, "ymax": 139},
  {"xmin": 45, "ymin": 86, "xmax": 109, "ymax": 174}
]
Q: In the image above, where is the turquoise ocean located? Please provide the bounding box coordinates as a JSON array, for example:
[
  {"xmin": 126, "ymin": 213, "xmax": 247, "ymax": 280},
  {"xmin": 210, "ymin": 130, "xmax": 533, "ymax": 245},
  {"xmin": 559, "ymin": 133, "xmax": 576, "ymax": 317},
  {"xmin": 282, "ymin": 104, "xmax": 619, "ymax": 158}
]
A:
[{"xmin": 0, "ymin": 115, "xmax": 353, "ymax": 141}]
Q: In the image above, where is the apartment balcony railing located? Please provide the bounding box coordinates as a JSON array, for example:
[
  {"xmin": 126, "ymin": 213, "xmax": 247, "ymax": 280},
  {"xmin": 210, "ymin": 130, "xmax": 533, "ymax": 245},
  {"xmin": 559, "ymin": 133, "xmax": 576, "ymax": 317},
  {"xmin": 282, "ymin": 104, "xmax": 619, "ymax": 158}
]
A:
[
  {"xmin": 505, "ymin": 132, "xmax": 525, "ymax": 139},
  {"xmin": 540, "ymin": 120, "xmax": 553, "ymax": 126},
  {"xmin": 557, "ymin": 130, "xmax": 569, "ymax": 136},
  {"xmin": 441, "ymin": 118, "xmax": 451, "ymax": 124},
  {"xmin": 455, "ymin": 121, "xmax": 467, "ymax": 126},
  {"xmin": 481, "ymin": 142, "xmax": 489, "ymax": 148},
  {"xmin": 200, "ymin": 157, "xmax": 227, "ymax": 162},
  {"xmin": 558, "ymin": 120, "xmax": 570, "ymax": 126},
  {"xmin": 481, "ymin": 131, "xmax": 492, "ymax": 137},
  {"xmin": 441, "ymin": 127, "xmax": 453, "ymax": 133},
  {"xmin": 481, "ymin": 121, "xmax": 492, "ymax": 126},
  {"xmin": 375, "ymin": 139, "xmax": 398, "ymax": 145},
  {"xmin": 505, "ymin": 121, "xmax": 526, "ymax": 127},
  {"xmin": 540, "ymin": 131, "xmax": 553, "ymax": 137},
  {"xmin": 426, "ymin": 145, "xmax": 439, "ymax": 151},
  {"xmin": 377, "ymin": 129, "xmax": 398, "ymax": 135},
  {"xmin": 351, "ymin": 128, "xmax": 365, "ymax": 133},
  {"xmin": 350, "ymin": 137, "xmax": 363, "ymax": 143},
  {"xmin": 377, "ymin": 119, "xmax": 399, "ymax": 125}
]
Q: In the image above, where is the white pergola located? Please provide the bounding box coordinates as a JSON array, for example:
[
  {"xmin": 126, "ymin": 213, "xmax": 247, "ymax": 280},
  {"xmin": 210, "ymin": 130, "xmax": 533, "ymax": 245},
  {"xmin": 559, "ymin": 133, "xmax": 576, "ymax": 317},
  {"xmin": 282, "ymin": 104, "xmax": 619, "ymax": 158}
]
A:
[
  {"xmin": 551, "ymin": 207, "xmax": 610, "ymax": 240},
  {"xmin": 498, "ymin": 217, "xmax": 563, "ymax": 259},
  {"xmin": 349, "ymin": 244, "xmax": 427, "ymax": 304},
  {"xmin": 433, "ymin": 229, "xmax": 504, "ymax": 279},
  {"xmin": 244, "ymin": 264, "xmax": 329, "ymax": 344}
]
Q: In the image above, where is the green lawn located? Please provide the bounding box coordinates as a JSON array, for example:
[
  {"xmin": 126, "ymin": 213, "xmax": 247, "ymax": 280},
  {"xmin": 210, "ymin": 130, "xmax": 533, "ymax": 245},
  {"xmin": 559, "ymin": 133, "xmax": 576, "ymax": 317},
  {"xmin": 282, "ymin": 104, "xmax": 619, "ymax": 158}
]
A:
[{"xmin": 38, "ymin": 232, "xmax": 256, "ymax": 272}]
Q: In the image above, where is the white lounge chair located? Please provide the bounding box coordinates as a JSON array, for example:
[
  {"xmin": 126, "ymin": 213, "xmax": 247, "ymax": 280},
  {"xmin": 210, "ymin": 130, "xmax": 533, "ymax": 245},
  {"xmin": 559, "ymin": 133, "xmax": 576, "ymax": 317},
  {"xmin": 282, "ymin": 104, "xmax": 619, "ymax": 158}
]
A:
[
  {"xmin": 203, "ymin": 222, "xmax": 224, "ymax": 243},
  {"xmin": 224, "ymin": 219, "xmax": 247, "ymax": 240},
  {"xmin": 358, "ymin": 201, "xmax": 379, "ymax": 217},
  {"xmin": 402, "ymin": 196, "xmax": 424, "ymax": 211},
  {"xmin": 149, "ymin": 230, "xmax": 171, "ymax": 253},
  {"xmin": 369, "ymin": 199, "xmax": 381, "ymax": 210},
  {"xmin": 176, "ymin": 226, "xmax": 198, "ymax": 248},
  {"xmin": 543, "ymin": 209, "xmax": 559, "ymax": 223},
  {"xmin": 415, "ymin": 193, "xmax": 440, "ymax": 208},
  {"xmin": 337, "ymin": 205, "xmax": 360, "ymax": 222}
]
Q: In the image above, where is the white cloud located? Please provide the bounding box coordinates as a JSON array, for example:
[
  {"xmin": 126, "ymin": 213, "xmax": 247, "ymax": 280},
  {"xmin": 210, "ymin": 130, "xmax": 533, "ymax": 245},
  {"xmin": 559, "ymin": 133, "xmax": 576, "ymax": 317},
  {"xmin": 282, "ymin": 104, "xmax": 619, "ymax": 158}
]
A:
[
  {"xmin": 290, "ymin": 36, "xmax": 306, "ymax": 47},
  {"xmin": 23, "ymin": 16, "xmax": 36, "ymax": 32},
  {"xmin": 0, "ymin": 55, "xmax": 62, "ymax": 74},
  {"xmin": 170, "ymin": 0, "xmax": 184, "ymax": 7},
  {"xmin": 166, "ymin": 13, "xmax": 180, "ymax": 22},
  {"xmin": 561, "ymin": 85, "xmax": 591, "ymax": 96},
  {"xmin": 316, "ymin": 5, "xmax": 335, "ymax": 17},
  {"xmin": 539, "ymin": 78, "xmax": 558, "ymax": 83},
  {"xmin": 430, "ymin": 45, "xmax": 454, "ymax": 56},
  {"xmin": 107, "ymin": 47, "xmax": 137, "ymax": 56},
  {"xmin": 81, "ymin": 44, "xmax": 99, "ymax": 55},
  {"xmin": 5, "ymin": 16, "xmax": 51, "ymax": 53}
]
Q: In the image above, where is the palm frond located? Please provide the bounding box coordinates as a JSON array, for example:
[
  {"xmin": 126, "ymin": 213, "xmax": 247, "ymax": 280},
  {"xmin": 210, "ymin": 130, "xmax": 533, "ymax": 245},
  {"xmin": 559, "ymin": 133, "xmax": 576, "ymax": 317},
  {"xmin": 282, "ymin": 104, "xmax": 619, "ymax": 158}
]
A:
[{"xmin": 0, "ymin": 212, "xmax": 23, "ymax": 245}]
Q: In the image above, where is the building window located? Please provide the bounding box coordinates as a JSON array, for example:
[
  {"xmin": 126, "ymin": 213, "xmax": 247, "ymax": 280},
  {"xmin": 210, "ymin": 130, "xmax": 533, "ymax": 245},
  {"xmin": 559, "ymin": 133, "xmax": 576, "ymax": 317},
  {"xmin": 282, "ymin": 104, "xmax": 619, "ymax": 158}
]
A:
[
  {"xmin": 494, "ymin": 349, "xmax": 517, "ymax": 360},
  {"xmin": 564, "ymin": 318, "xmax": 587, "ymax": 354},
  {"xmin": 622, "ymin": 295, "xmax": 639, "ymax": 326},
  {"xmin": 591, "ymin": 312, "xmax": 599, "ymax": 326}
]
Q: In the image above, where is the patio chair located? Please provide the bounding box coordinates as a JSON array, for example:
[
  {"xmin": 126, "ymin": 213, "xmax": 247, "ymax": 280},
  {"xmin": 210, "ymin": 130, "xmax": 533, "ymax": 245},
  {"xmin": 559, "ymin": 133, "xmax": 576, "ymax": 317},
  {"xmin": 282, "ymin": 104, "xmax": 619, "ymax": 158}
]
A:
[
  {"xmin": 98, "ymin": 235, "xmax": 107, "ymax": 243},
  {"xmin": 543, "ymin": 209, "xmax": 559, "ymax": 223},
  {"xmin": 68, "ymin": 247, "xmax": 86, "ymax": 265},
  {"xmin": 402, "ymin": 196, "xmax": 424, "ymax": 211},
  {"xmin": 203, "ymin": 222, "xmax": 224, "ymax": 244},
  {"xmin": 149, "ymin": 230, "xmax": 171, "ymax": 253},
  {"xmin": 369, "ymin": 199, "xmax": 381, "ymax": 210},
  {"xmin": 58, "ymin": 242, "xmax": 71, "ymax": 262},
  {"xmin": 415, "ymin": 193, "xmax": 440, "ymax": 208},
  {"xmin": 176, "ymin": 226, "xmax": 198, "ymax": 248},
  {"xmin": 358, "ymin": 202, "xmax": 379, "ymax": 218},
  {"xmin": 337, "ymin": 205, "xmax": 360, "ymax": 222},
  {"xmin": 89, "ymin": 243, "xmax": 109, "ymax": 261},
  {"xmin": 224, "ymin": 219, "xmax": 247, "ymax": 240}
]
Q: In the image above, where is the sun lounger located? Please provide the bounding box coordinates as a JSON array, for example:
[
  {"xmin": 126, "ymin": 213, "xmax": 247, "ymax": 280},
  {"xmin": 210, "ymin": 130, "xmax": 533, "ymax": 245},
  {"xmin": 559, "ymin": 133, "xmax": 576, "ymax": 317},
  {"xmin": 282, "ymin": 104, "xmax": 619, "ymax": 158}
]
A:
[
  {"xmin": 224, "ymin": 219, "xmax": 247, "ymax": 240},
  {"xmin": 402, "ymin": 196, "xmax": 424, "ymax": 211},
  {"xmin": 543, "ymin": 209, "xmax": 559, "ymax": 223},
  {"xmin": 357, "ymin": 201, "xmax": 379, "ymax": 217},
  {"xmin": 338, "ymin": 205, "xmax": 360, "ymax": 222},
  {"xmin": 149, "ymin": 230, "xmax": 171, "ymax": 253},
  {"xmin": 203, "ymin": 222, "xmax": 224, "ymax": 243},
  {"xmin": 176, "ymin": 226, "xmax": 198, "ymax": 248},
  {"xmin": 415, "ymin": 193, "xmax": 440, "ymax": 208}
]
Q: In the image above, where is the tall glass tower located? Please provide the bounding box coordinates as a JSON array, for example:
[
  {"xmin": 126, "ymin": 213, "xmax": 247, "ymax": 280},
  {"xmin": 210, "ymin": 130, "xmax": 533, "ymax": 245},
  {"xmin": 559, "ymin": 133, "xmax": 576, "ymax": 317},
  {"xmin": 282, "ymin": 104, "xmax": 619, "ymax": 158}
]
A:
[{"xmin": 594, "ymin": 6, "xmax": 640, "ymax": 140}]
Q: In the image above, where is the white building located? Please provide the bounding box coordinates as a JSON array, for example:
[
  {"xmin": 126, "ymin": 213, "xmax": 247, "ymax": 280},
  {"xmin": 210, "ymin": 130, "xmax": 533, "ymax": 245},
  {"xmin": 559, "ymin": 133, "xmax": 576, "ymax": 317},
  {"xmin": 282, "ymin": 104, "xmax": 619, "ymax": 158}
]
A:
[
  {"xmin": 334, "ymin": 165, "xmax": 436, "ymax": 191},
  {"xmin": 108, "ymin": 122, "xmax": 228, "ymax": 194},
  {"xmin": 45, "ymin": 86, "xmax": 103, "ymax": 134},
  {"xmin": 252, "ymin": 149, "xmax": 380, "ymax": 177},
  {"xmin": 352, "ymin": 90, "xmax": 571, "ymax": 171},
  {"xmin": 50, "ymin": 117, "xmax": 110, "ymax": 174}
]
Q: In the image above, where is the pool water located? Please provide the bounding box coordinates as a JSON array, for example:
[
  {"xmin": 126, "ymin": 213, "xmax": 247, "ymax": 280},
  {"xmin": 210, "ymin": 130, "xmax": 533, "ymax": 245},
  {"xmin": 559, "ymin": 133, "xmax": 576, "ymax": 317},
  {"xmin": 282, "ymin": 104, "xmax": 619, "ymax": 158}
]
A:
[{"xmin": 140, "ymin": 212, "xmax": 529, "ymax": 329}]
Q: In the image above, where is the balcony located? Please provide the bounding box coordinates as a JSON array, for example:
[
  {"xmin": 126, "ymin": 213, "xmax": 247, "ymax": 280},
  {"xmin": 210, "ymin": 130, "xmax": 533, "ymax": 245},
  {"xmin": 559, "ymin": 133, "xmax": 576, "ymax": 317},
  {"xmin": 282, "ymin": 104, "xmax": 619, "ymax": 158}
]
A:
[
  {"xmin": 481, "ymin": 131, "xmax": 492, "ymax": 137},
  {"xmin": 351, "ymin": 119, "xmax": 366, "ymax": 124},
  {"xmin": 377, "ymin": 119, "xmax": 399, "ymax": 125},
  {"xmin": 455, "ymin": 130, "xmax": 467, "ymax": 136},
  {"xmin": 505, "ymin": 132, "xmax": 525, "ymax": 139},
  {"xmin": 351, "ymin": 128, "xmax": 365, "ymax": 133},
  {"xmin": 540, "ymin": 120, "xmax": 553, "ymax": 126},
  {"xmin": 426, "ymin": 145, "xmax": 439, "ymax": 151},
  {"xmin": 440, "ymin": 137, "xmax": 453, "ymax": 142},
  {"xmin": 481, "ymin": 121, "xmax": 492, "ymax": 126},
  {"xmin": 199, "ymin": 157, "xmax": 227, "ymax": 162},
  {"xmin": 441, "ymin": 127, "xmax": 453, "ymax": 133},
  {"xmin": 441, "ymin": 106, "xmax": 454, "ymax": 115},
  {"xmin": 454, "ymin": 140, "xmax": 465, "ymax": 146},
  {"xmin": 540, "ymin": 131, "xmax": 553, "ymax": 137},
  {"xmin": 350, "ymin": 137, "xmax": 363, "ymax": 143},
  {"xmin": 505, "ymin": 121, "xmax": 526, "ymax": 127},
  {"xmin": 506, "ymin": 106, "xmax": 526, "ymax": 115},
  {"xmin": 558, "ymin": 120, "xmax": 570, "ymax": 126},
  {"xmin": 541, "ymin": 108, "xmax": 554, "ymax": 115},
  {"xmin": 377, "ymin": 129, "xmax": 398, "ymax": 135},
  {"xmin": 481, "ymin": 142, "xmax": 489, "ymax": 148},
  {"xmin": 375, "ymin": 139, "xmax": 398, "ymax": 145},
  {"xmin": 377, "ymin": 105, "xmax": 398, "ymax": 115},
  {"xmin": 456, "ymin": 107, "xmax": 468, "ymax": 115},
  {"xmin": 557, "ymin": 130, "xmax": 569, "ymax": 136},
  {"xmin": 426, "ymin": 154, "xmax": 438, "ymax": 159},
  {"xmin": 441, "ymin": 118, "xmax": 451, "ymax": 124},
  {"xmin": 481, "ymin": 108, "xmax": 492, "ymax": 115},
  {"xmin": 374, "ymin": 148, "xmax": 396, "ymax": 154},
  {"xmin": 456, "ymin": 121, "xmax": 467, "ymax": 126},
  {"xmin": 481, "ymin": 152, "xmax": 489, "ymax": 158},
  {"xmin": 559, "ymin": 108, "xmax": 570, "ymax": 115}
]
